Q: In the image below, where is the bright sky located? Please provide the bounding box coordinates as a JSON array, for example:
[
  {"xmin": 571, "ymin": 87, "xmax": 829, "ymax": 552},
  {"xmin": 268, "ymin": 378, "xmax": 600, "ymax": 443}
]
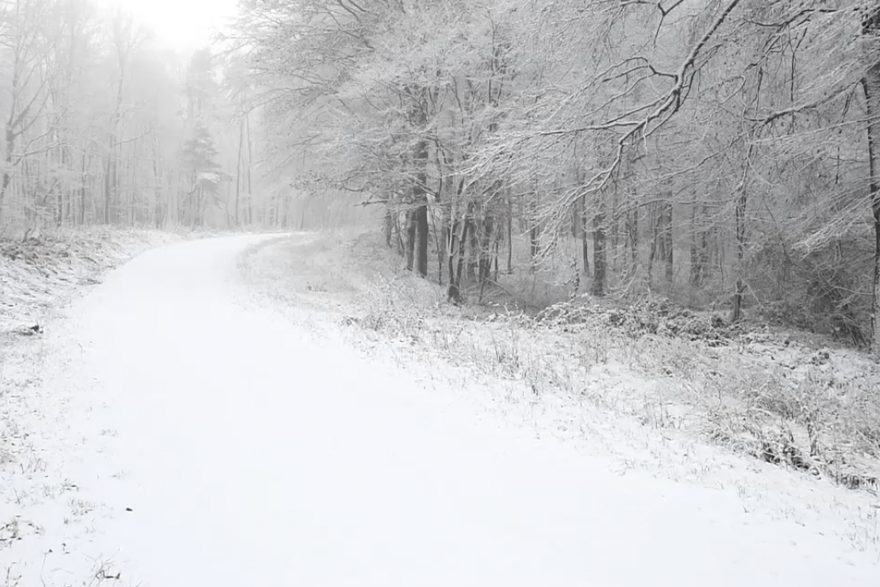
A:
[{"xmin": 97, "ymin": 0, "xmax": 239, "ymax": 52}]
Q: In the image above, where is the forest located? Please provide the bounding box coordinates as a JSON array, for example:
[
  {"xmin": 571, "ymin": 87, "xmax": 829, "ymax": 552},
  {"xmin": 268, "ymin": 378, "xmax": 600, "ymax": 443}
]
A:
[
  {"xmin": 0, "ymin": 0, "xmax": 348, "ymax": 236},
  {"xmin": 3, "ymin": 4, "xmax": 880, "ymax": 577},
  {"xmin": 3, "ymin": 0, "xmax": 880, "ymax": 358},
  {"xmin": 227, "ymin": 0, "xmax": 880, "ymax": 359}
]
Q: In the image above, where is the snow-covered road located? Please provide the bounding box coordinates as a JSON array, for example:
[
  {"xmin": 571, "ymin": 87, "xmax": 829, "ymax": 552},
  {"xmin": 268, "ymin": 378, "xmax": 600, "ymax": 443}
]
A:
[{"xmin": 6, "ymin": 235, "xmax": 878, "ymax": 586}]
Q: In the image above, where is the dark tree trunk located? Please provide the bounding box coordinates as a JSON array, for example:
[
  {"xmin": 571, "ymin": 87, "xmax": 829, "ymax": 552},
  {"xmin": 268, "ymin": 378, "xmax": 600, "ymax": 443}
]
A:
[
  {"xmin": 447, "ymin": 220, "xmax": 460, "ymax": 301},
  {"xmin": 648, "ymin": 198, "xmax": 673, "ymax": 286},
  {"xmin": 610, "ymin": 189, "xmax": 620, "ymax": 274},
  {"xmin": 415, "ymin": 202, "xmax": 429, "ymax": 276},
  {"xmin": 648, "ymin": 204, "xmax": 657, "ymax": 283},
  {"xmin": 384, "ymin": 208, "xmax": 394, "ymax": 247},
  {"xmin": 662, "ymin": 201, "xmax": 674, "ymax": 284},
  {"xmin": 581, "ymin": 196, "xmax": 591, "ymax": 277},
  {"xmin": 395, "ymin": 214, "xmax": 404, "ymax": 256},
  {"xmin": 529, "ymin": 187, "xmax": 540, "ymax": 266},
  {"xmin": 467, "ymin": 216, "xmax": 479, "ymax": 279},
  {"xmin": 437, "ymin": 188, "xmax": 446, "ymax": 285},
  {"xmin": 690, "ymin": 204, "xmax": 710, "ymax": 289},
  {"xmin": 408, "ymin": 84, "xmax": 430, "ymax": 278},
  {"xmin": 493, "ymin": 240, "xmax": 500, "ymax": 282},
  {"xmin": 592, "ymin": 197, "xmax": 607, "ymax": 297},
  {"xmin": 731, "ymin": 187, "xmax": 748, "ymax": 323},
  {"xmin": 405, "ymin": 209, "xmax": 416, "ymax": 272},
  {"xmin": 479, "ymin": 215, "xmax": 494, "ymax": 285},
  {"xmin": 448, "ymin": 207, "xmax": 470, "ymax": 303},
  {"xmin": 864, "ymin": 8, "xmax": 880, "ymax": 357},
  {"xmin": 690, "ymin": 205, "xmax": 700, "ymax": 288},
  {"xmin": 506, "ymin": 192, "xmax": 513, "ymax": 274},
  {"xmin": 626, "ymin": 206, "xmax": 638, "ymax": 276},
  {"xmin": 529, "ymin": 221, "xmax": 540, "ymax": 263}
]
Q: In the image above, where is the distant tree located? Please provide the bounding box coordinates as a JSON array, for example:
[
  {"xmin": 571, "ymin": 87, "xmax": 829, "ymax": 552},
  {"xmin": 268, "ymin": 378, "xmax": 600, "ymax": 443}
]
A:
[
  {"xmin": 180, "ymin": 121, "xmax": 224, "ymax": 225},
  {"xmin": 0, "ymin": 0, "xmax": 60, "ymax": 225}
]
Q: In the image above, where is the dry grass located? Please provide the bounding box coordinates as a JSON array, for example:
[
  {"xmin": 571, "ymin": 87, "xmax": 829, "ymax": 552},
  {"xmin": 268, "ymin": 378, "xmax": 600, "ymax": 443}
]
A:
[
  {"xmin": 0, "ymin": 227, "xmax": 182, "ymax": 332},
  {"xmin": 272, "ymin": 230, "xmax": 880, "ymax": 494},
  {"xmin": 234, "ymin": 229, "xmax": 880, "ymax": 555}
]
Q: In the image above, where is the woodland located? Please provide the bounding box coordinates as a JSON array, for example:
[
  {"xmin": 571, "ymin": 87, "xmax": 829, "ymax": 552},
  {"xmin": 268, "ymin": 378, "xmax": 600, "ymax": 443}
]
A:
[
  {"xmin": 4, "ymin": 0, "xmax": 880, "ymax": 358},
  {"xmin": 0, "ymin": 0, "xmax": 312, "ymax": 236}
]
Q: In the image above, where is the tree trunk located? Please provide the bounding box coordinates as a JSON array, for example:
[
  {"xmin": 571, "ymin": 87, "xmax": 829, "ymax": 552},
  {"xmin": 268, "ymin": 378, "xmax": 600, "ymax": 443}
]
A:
[
  {"xmin": 152, "ymin": 133, "xmax": 163, "ymax": 229},
  {"xmin": 103, "ymin": 156, "xmax": 113, "ymax": 224},
  {"xmin": 415, "ymin": 202, "xmax": 429, "ymax": 276},
  {"xmin": 0, "ymin": 153, "xmax": 12, "ymax": 223},
  {"xmin": 529, "ymin": 220, "xmax": 540, "ymax": 264},
  {"xmin": 610, "ymin": 187, "xmax": 620, "ymax": 274},
  {"xmin": 105, "ymin": 54, "xmax": 125, "ymax": 225},
  {"xmin": 467, "ymin": 215, "xmax": 479, "ymax": 279},
  {"xmin": 662, "ymin": 201, "xmax": 674, "ymax": 284},
  {"xmin": 626, "ymin": 206, "xmax": 638, "ymax": 276},
  {"xmin": 506, "ymin": 192, "xmax": 513, "ymax": 274},
  {"xmin": 436, "ymin": 204, "xmax": 446, "ymax": 285},
  {"xmin": 731, "ymin": 187, "xmax": 748, "ymax": 323},
  {"xmin": 493, "ymin": 240, "xmax": 499, "ymax": 282},
  {"xmin": 384, "ymin": 208, "xmax": 394, "ymax": 247},
  {"xmin": 529, "ymin": 179, "xmax": 540, "ymax": 266},
  {"xmin": 864, "ymin": 9, "xmax": 880, "ymax": 358},
  {"xmin": 592, "ymin": 196, "xmax": 607, "ymax": 297},
  {"xmin": 581, "ymin": 195, "xmax": 591, "ymax": 277},
  {"xmin": 690, "ymin": 204, "xmax": 710, "ymax": 289},
  {"xmin": 412, "ymin": 133, "xmax": 430, "ymax": 277},
  {"xmin": 479, "ymin": 214, "xmax": 494, "ymax": 286},
  {"xmin": 450, "ymin": 209, "xmax": 470, "ymax": 303},
  {"xmin": 648, "ymin": 204, "xmax": 657, "ymax": 283},
  {"xmin": 405, "ymin": 209, "xmax": 416, "ymax": 272},
  {"xmin": 56, "ymin": 144, "xmax": 68, "ymax": 227},
  {"xmin": 79, "ymin": 153, "xmax": 87, "ymax": 225},
  {"xmin": 235, "ymin": 119, "xmax": 244, "ymax": 228},
  {"xmin": 446, "ymin": 217, "xmax": 459, "ymax": 301}
]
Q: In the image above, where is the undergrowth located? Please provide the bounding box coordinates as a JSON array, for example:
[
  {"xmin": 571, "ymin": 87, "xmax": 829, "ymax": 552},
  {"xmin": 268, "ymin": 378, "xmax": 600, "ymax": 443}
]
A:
[{"xmin": 347, "ymin": 273, "xmax": 880, "ymax": 493}]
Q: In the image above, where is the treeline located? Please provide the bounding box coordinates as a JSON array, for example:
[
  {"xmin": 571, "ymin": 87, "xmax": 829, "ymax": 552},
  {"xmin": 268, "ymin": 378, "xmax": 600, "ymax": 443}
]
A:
[
  {"xmin": 231, "ymin": 0, "xmax": 880, "ymax": 355},
  {"xmin": 0, "ymin": 0, "xmax": 308, "ymax": 233}
]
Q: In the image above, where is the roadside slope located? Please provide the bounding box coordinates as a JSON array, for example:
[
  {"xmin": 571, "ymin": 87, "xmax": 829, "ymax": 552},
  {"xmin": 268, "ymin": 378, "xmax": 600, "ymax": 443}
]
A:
[
  {"xmin": 242, "ymin": 232, "xmax": 880, "ymax": 564},
  {"xmin": 1, "ymin": 229, "xmax": 180, "ymax": 585},
  {"xmin": 3, "ymin": 233, "xmax": 877, "ymax": 586}
]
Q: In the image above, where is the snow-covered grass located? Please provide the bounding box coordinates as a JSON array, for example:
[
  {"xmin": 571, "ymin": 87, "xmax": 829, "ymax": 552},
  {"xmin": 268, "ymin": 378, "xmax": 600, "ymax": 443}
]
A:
[
  {"xmin": 3, "ymin": 229, "xmax": 879, "ymax": 585},
  {"xmin": 1, "ymin": 228, "xmax": 182, "ymax": 332},
  {"xmin": 1, "ymin": 228, "xmax": 180, "ymax": 586},
  {"xmin": 241, "ymin": 230, "xmax": 880, "ymax": 559}
]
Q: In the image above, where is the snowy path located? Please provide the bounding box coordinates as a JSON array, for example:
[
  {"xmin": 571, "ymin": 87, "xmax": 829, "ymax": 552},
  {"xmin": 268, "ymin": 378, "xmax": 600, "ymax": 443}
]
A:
[{"xmin": 6, "ymin": 235, "xmax": 879, "ymax": 586}]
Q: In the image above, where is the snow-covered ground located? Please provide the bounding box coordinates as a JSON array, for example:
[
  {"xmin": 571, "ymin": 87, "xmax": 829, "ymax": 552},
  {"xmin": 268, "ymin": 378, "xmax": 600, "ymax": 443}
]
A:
[
  {"xmin": 3, "ymin": 234, "xmax": 879, "ymax": 586},
  {"xmin": 0, "ymin": 229, "xmax": 181, "ymax": 333}
]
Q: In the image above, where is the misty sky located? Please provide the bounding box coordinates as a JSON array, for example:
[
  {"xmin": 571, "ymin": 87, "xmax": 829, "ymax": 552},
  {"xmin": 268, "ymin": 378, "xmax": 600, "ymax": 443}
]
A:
[{"xmin": 98, "ymin": 0, "xmax": 238, "ymax": 51}]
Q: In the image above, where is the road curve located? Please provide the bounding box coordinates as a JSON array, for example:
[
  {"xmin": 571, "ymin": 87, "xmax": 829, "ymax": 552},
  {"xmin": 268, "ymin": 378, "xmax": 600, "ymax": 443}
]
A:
[{"xmin": 36, "ymin": 235, "xmax": 876, "ymax": 587}]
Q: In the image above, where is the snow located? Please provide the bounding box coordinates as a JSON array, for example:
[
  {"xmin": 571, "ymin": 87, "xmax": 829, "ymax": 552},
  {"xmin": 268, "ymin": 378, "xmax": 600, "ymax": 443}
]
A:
[
  {"xmin": 243, "ymin": 233, "xmax": 880, "ymax": 539},
  {"xmin": 3, "ymin": 234, "xmax": 880, "ymax": 586},
  {"xmin": 0, "ymin": 229, "xmax": 181, "ymax": 333}
]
